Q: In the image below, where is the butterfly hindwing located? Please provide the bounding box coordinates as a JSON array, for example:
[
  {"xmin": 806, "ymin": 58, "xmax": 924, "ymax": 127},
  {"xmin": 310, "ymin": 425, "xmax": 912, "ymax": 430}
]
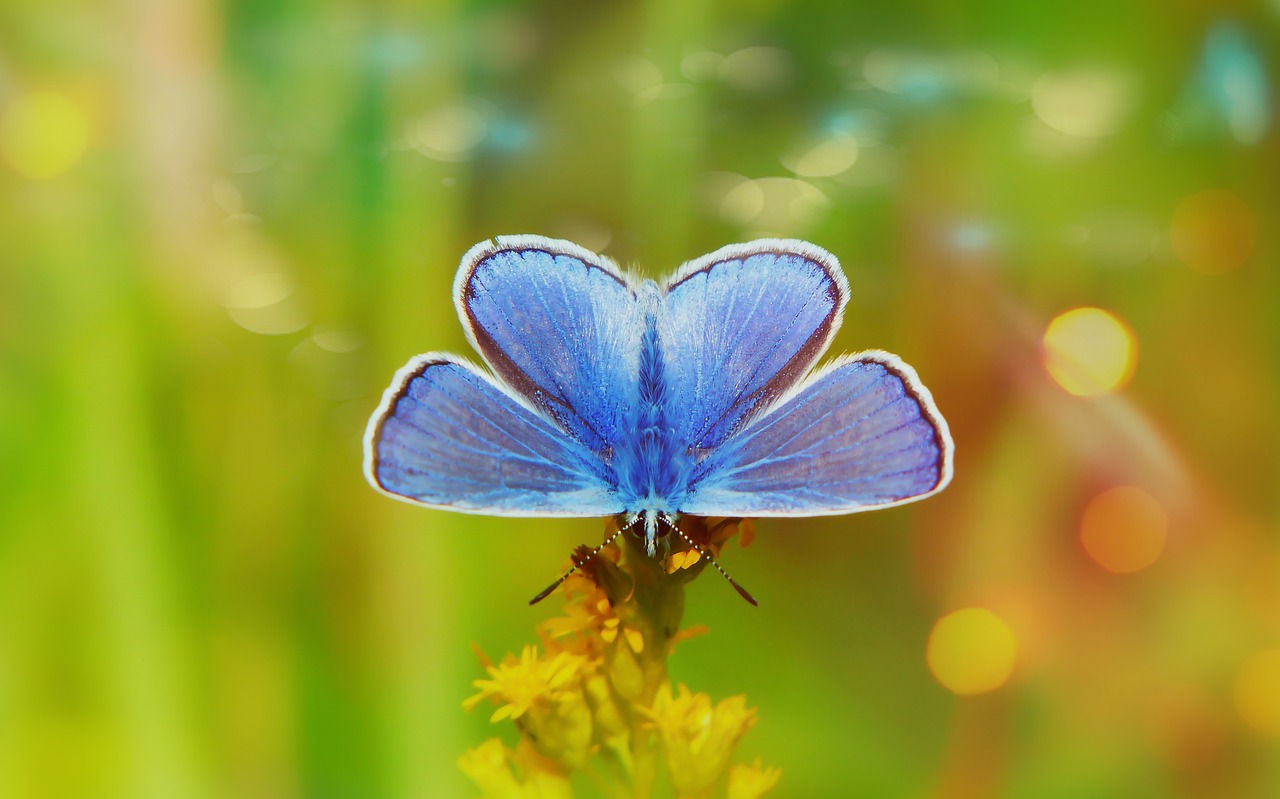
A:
[
  {"xmin": 365, "ymin": 354, "xmax": 624, "ymax": 516},
  {"xmin": 456, "ymin": 236, "xmax": 644, "ymax": 452},
  {"xmin": 680, "ymin": 352, "xmax": 953, "ymax": 516},
  {"xmin": 660, "ymin": 240, "xmax": 849, "ymax": 450}
]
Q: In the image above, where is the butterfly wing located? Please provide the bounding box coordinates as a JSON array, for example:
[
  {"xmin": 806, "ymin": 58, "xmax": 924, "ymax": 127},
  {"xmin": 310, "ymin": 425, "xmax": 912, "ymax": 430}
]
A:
[
  {"xmin": 660, "ymin": 240, "xmax": 848, "ymax": 449},
  {"xmin": 365, "ymin": 354, "xmax": 623, "ymax": 515},
  {"xmin": 456, "ymin": 235, "xmax": 643, "ymax": 452},
  {"xmin": 679, "ymin": 352, "xmax": 953, "ymax": 516}
]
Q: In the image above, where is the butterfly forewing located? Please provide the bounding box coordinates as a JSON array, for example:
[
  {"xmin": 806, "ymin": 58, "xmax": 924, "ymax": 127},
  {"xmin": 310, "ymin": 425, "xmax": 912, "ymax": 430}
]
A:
[
  {"xmin": 660, "ymin": 241, "xmax": 848, "ymax": 450},
  {"xmin": 456, "ymin": 236, "xmax": 644, "ymax": 452}
]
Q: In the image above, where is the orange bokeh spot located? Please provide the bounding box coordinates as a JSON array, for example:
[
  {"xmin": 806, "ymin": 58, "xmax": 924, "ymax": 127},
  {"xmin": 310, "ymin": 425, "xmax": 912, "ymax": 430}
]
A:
[
  {"xmin": 1043, "ymin": 307, "xmax": 1137, "ymax": 397},
  {"xmin": 1170, "ymin": 189, "xmax": 1256, "ymax": 275},
  {"xmin": 926, "ymin": 608, "xmax": 1018, "ymax": 695},
  {"xmin": 1080, "ymin": 486, "xmax": 1167, "ymax": 574}
]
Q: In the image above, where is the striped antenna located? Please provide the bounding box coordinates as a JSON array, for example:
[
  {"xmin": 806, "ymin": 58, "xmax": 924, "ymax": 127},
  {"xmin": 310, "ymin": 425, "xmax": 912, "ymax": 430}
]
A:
[
  {"xmin": 659, "ymin": 512, "xmax": 758, "ymax": 606},
  {"xmin": 529, "ymin": 514, "xmax": 640, "ymax": 605}
]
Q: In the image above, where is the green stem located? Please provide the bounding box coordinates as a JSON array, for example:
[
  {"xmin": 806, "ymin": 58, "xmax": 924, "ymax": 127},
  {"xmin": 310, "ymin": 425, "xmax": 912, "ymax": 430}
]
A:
[{"xmin": 619, "ymin": 532, "xmax": 687, "ymax": 799}]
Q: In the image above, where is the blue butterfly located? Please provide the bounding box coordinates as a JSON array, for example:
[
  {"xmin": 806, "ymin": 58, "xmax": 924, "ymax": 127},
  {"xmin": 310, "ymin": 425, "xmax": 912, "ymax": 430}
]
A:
[{"xmin": 364, "ymin": 236, "xmax": 953, "ymax": 563}]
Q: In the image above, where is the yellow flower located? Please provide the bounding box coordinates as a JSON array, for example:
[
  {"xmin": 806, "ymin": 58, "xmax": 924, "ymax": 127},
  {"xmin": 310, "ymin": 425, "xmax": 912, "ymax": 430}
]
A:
[
  {"xmin": 582, "ymin": 670, "xmax": 629, "ymax": 749},
  {"xmin": 663, "ymin": 517, "xmax": 754, "ymax": 573},
  {"xmin": 540, "ymin": 580, "xmax": 610, "ymax": 651},
  {"xmin": 606, "ymin": 632, "xmax": 646, "ymax": 703},
  {"xmin": 728, "ymin": 758, "xmax": 781, "ymax": 799},
  {"xmin": 458, "ymin": 737, "xmax": 574, "ymax": 799},
  {"xmin": 641, "ymin": 683, "xmax": 759, "ymax": 796},
  {"xmin": 602, "ymin": 614, "xmax": 646, "ymax": 654},
  {"xmin": 458, "ymin": 739, "xmax": 521, "ymax": 796},
  {"xmin": 461, "ymin": 518, "xmax": 766, "ymax": 794},
  {"xmin": 665, "ymin": 548, "xmax": 702, "ymax": 574},
  {"xmin": 463, "ymin": 646, "xmax": 595, "ymax": 768},
  {"xmin": 464, "ymin": 645, "xmax": 585, "ymax": 723},
  {"xmin": 543, "ymin": 570, "xmax": 645, "ymax": 655},
  {"xmin": 529, "ymin": 683, "xmax": 595, "ymax": 769}
]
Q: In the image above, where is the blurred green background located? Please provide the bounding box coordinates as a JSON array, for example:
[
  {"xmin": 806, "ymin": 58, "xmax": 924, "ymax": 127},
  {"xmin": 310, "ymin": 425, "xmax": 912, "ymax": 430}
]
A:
[{"xmin": 2, "ymin": 0, "xmax": 1278, "ymax": 796}]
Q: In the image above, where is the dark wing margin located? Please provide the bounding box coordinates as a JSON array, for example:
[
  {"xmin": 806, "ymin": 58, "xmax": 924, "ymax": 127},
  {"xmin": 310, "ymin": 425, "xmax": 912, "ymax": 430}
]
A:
[{"xmin": 364, "ymin": 353, "xmax": 624, "ymax": 516}]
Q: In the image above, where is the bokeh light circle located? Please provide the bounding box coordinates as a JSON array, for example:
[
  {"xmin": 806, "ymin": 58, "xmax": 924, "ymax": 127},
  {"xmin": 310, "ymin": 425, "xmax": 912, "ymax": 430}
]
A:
[
  {"xmin": 717, "ymin": 47, "xmax": 791, "ymax": 91},
  {"xmin": 780, "ymin": 134, "xmax": 859, "ymax": 178},
  {"xmin": 1234, "ymin": 647, "xmax": 1280, "ymax": 737},
  {"xmin": 409, "ymin": 105, "xmax": 489, "ymax": 162},
  {"xmin": 1031, "ymin": 68, "xmax": 1131, "ymax": 138},
  {"xmin": 1042, "ymin": 307, "xmax": 1137, "ymax": 397},
  {"xmin": 1080, "ymin": 486, "xmax": 1167, "ymax": 574},
  {"xmin": 1170, "ymin": 189, "xmax": 1256, "ymax": 275},
  {"xmin": 926, "ymin": 608, "xmax": 1018, "ymax": 695},
  {"xmin": 1, "ymin": 91, "xmax": 90, "ymax": 180}
]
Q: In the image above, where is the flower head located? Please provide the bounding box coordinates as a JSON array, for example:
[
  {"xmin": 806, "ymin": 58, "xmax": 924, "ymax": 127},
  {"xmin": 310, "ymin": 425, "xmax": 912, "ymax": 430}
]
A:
[
  {"xmin": 729, "ymin": 758, "xmax": 782, "ymax": 799},
  {"xmin": 458, "ymin": 737, "xmax": 573, "ymax": 799},
  {"xmin": 542, "ymin": 568, "xmax": 645, "ymax": 657},
  {"xmin": 463, "ymin": 645, "xmax": 594, "ymax": 767},
  {"xmin": 642, "ymin": 682, "xmax": 760, "ymax": 796},
  {"xmin": 464, "ymin": 645, "xmax": 585, "ymax": 723},
  {"xmin": 462, "ymin": 519, "xmax": 774, "ymax": 795}
]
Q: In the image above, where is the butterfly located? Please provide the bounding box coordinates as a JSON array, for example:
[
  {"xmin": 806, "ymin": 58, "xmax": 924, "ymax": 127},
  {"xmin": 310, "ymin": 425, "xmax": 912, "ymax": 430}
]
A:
[{"xmin": 364, "ymin": 235, "xmax": 954, "ymax": 565}]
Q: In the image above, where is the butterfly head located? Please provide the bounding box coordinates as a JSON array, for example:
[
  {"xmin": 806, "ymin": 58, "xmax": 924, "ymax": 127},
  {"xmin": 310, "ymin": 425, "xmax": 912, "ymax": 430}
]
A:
[{"xmin": 624, "ymin": 507, "xmax": 671, "ymax": 557}]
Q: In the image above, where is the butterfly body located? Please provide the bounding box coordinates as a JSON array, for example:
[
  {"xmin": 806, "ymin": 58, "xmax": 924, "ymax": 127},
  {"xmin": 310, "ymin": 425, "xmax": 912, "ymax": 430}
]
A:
[
  {"xmin": 613, "ymin": 289, "xmax": 681, "ymax": 540},
  {"xmin": 366, "ymin": 236, "xmax": 953, "ymax": 555}
]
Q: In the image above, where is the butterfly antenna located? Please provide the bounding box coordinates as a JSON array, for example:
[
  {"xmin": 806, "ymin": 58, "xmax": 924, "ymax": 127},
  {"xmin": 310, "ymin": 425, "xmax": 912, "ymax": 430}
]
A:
[
  {"xmin": 529, "ymin": 515, "xmax": 640, "ymax": 605},
  {"xmin": 659, "ymin": 513, "xmax": 758, "ymax": 606}
]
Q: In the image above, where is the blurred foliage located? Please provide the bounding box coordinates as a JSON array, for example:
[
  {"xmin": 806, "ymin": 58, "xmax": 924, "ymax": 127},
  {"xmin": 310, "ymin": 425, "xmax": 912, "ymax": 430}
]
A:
[{"xmin": 1, "ymin": 0, "xmax": 1278, "ymax": 797}]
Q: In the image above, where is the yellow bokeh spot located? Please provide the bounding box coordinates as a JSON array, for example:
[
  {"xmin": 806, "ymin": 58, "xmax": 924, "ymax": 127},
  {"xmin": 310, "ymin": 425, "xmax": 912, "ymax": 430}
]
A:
[
  {"xmin": 1031, "ymin": 68, "xmax": 1132, "ymax": 138},
  {"xmin": 1, "ymin": 91, "xmax": 90, "ymax": 180},
  {"xmin": 1234, "ymin": 647, "xmax": 1280, "ymax": 737},
  {"xmin": 1170, "ymin": 188, "xmax": 1256, "ymax": 275},
  {"xmin": 1080, "ymin": 486, "xmax": 1167, "ymax": 574},
  {"xmin": 926, "ymin": 608, "xmax": 1018, "ymax": 696},
  {"xmin": 781, "ymin": 134, "xmax": 859, "ymax": 178},
  {"xmin": 1042, "ymin": 307, "xmax": 1137, "ymax": 397}
]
